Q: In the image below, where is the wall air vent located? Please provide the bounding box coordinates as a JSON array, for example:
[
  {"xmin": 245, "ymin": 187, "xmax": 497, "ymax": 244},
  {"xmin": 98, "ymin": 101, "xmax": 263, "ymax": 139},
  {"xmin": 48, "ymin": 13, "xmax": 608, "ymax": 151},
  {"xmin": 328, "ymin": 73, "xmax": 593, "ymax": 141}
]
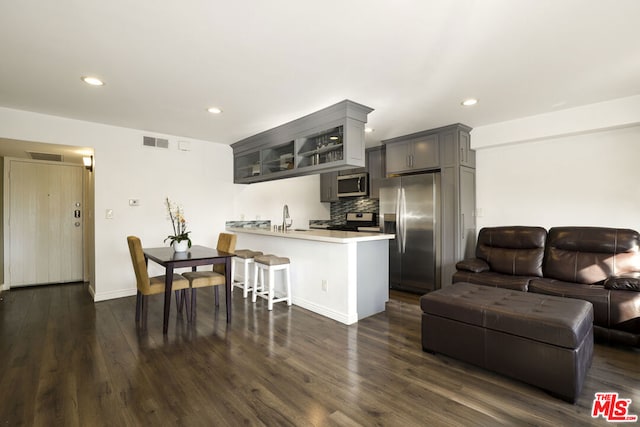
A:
[
  {"xmin": 143, "ymin": 136, "xmax": 169, "ymax": 149},
  {"xmin": 28, "ymin": 151, "xmax": 64, "ymax": 162}
]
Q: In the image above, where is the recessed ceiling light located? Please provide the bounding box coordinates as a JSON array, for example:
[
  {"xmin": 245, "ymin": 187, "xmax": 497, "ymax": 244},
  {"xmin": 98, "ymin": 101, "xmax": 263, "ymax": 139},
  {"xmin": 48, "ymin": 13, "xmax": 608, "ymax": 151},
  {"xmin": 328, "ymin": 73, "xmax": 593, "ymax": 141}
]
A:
[
  {"xmin": 461, "ymin": 98, "xmax": 478, "ymax": 107},
  {"xmin": 207, "ymin": 107, "xmax": 223, "ymax": 114},
  {"xmin": 364, "ymin": 127, "xmax": 374, "ymax": 133},
  {"xmin": 81, "ymin": 76, "xmax": 104, "ymax": 86}
]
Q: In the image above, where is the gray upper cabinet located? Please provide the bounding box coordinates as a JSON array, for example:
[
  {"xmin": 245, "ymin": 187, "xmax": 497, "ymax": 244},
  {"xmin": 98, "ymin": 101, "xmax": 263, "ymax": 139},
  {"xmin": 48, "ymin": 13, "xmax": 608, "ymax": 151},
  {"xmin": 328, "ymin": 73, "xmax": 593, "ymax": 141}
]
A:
[
  {"xmin": 367, "ymin": 146, "xmax": 385, "ymax": 199},
  {"xmin": 459, "ymin": 130, "xmax": 475, "ymax": 168},
  {"xmin": 232, "ymin": 100, "xmax": 373, "ymax": 184},
  {"xmin": 385, "ymin": 134, "xmax": 438, "ymax": 175},
  {"xmin": 319, "ymin": 171, "xmax": 339, "ymax": 202}
]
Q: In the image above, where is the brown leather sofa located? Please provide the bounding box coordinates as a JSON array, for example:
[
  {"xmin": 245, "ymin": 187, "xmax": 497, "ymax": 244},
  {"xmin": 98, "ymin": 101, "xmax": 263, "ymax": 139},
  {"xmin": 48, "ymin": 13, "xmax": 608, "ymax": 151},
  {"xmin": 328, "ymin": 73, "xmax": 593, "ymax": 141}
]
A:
[{"xmin": 454, "ymin": 226, "xmax": 640, "ymax": 347}]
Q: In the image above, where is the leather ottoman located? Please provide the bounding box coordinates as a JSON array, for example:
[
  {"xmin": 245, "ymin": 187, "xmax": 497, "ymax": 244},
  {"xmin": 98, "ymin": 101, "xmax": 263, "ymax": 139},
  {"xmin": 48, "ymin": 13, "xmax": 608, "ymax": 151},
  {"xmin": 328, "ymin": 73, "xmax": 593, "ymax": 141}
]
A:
[{"xmin": 421, "ymin": 282, "xmax": 593, "ymax": 403}]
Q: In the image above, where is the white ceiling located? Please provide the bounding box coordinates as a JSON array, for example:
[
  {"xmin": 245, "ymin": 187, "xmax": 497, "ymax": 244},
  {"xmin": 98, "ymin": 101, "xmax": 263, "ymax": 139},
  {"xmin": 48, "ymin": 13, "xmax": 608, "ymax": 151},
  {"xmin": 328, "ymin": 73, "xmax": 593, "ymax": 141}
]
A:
[{"xmin": 1, "ymin": 0, "xmax": 639, "ymax": 150}]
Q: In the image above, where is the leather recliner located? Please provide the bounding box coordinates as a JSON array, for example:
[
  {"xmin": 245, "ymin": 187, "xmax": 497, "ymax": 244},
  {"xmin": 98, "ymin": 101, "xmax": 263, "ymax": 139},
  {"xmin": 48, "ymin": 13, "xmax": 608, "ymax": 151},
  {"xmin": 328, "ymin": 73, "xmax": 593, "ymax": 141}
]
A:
[{"xmin": 453, "ymin": 226, "xmax": 547, "ymax": 291}]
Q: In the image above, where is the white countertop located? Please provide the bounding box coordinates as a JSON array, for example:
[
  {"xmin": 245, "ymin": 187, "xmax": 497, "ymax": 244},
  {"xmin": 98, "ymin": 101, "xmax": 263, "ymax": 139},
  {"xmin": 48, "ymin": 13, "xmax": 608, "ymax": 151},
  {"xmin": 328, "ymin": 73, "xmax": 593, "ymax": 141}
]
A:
[{"xmin": 227, "ymin": 227, "xmax": 395, "ymax": 243}]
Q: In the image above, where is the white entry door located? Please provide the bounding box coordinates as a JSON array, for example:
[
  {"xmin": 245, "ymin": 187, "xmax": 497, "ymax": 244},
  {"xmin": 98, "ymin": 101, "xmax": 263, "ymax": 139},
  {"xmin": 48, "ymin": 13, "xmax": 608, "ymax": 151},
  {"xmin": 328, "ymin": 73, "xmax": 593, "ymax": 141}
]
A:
[{"xmin": 8, "ymin": 159, "xmax": 84, "ymax": 286}]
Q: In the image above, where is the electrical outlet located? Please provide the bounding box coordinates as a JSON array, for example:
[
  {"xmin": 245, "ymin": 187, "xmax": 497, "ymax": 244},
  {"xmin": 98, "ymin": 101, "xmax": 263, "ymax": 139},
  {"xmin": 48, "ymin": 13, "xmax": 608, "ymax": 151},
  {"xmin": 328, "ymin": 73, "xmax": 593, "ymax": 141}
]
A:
[
  {"xmin": 129, "ymin": 199, "xmax": 140, "ymax": 206},
  {"xmin": 321, "ymin": 280, "xmax": 328, "ymax": 292}
]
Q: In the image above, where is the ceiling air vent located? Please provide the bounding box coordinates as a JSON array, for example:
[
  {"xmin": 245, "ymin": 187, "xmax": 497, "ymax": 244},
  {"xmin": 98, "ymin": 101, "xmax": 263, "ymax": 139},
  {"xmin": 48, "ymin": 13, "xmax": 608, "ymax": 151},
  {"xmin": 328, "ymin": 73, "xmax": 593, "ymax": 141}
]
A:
[
  {"xmin": 28, "ymin": 151, "xmax": 64, "ymax": 162},
  {"xmin": 143, "ymin": 136, "xmax": 169, "ymax": 149}
]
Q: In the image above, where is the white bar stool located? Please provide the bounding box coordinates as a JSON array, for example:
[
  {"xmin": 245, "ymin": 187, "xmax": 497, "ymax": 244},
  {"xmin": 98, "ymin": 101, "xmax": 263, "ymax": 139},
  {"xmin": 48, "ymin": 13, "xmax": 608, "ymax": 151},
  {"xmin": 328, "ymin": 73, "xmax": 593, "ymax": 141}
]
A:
[
  {"xmin": 252, "ymin": 254, "xmax": 292, "ymax": 310},
  {"xmin": 231, "ymin": 249, "xmax": 263, "ymax": 298}
]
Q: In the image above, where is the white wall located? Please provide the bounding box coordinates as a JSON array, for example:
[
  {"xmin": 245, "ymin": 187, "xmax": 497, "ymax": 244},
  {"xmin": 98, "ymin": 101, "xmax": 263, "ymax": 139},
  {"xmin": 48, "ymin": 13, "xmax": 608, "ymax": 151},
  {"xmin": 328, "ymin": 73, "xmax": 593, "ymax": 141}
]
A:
[
  {"xmin": 472, "ymin": 95, "xmax": 640, "ymax": 231},
  {"xmin": 0, "ymin": 107, "xmax": 235, "ymax": 301},
  {"xmin": 233, "ymin": 174, "xmax": 330, "ymax": 229}
]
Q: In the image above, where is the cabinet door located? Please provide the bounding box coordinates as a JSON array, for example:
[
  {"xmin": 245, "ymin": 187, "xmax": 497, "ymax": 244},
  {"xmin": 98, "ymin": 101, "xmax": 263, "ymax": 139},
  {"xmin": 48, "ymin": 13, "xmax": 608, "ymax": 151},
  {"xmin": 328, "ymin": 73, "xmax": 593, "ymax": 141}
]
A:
[
  {"xmin": 385, "ymin": 141, "xmax": 410, "ymax": 174},
  {"xmin": 411, "ymin": 135, "xmax": 439, "ymax": 170},
  {"xmin": 459, "ymin": 130, "xmax": 475, "ymax": 167},
  {"xmin": 367, "ymin": 147, "xmax": 385, "ymax": 199},
  {"xmin": 320, "ymin": 172, "xmax": 338, "ymax": 202},
  {"xmin": 459, "ymin": 166, "xmax": 476, "ymax": 260},
  {"xmin": 234, "ymin": 151, "xmax": 261, "ymax": 182}
]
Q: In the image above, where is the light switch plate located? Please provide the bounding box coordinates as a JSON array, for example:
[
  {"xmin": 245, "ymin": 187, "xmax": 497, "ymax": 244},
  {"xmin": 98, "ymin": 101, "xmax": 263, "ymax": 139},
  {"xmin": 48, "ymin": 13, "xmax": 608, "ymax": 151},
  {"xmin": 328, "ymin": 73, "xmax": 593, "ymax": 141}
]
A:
[{"xmin": 106, "ymin": 209, "xmax": 114, "ymax": 219}]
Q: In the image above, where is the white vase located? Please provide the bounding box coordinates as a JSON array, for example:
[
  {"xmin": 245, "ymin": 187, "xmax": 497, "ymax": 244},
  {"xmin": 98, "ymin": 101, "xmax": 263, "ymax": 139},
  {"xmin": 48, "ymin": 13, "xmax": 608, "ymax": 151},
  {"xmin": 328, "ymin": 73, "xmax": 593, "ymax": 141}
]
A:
[{"xmin": 173, "ymin": 240, "xmax": 189, "ymax": 252}]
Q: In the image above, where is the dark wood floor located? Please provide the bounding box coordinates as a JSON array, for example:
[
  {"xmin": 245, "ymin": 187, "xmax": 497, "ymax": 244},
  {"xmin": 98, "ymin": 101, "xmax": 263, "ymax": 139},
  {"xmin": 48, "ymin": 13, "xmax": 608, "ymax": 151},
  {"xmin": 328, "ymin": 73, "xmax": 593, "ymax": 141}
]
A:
[{"xmin": 0, "ymin": 284, "xmax": 638, "ymax": 426}]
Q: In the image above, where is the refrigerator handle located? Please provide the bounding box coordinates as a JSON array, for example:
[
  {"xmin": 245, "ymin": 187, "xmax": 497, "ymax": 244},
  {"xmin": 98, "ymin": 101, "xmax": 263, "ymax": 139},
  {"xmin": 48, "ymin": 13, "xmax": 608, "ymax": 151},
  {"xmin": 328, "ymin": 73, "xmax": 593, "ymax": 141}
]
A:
[
  {"xmin": 395, "ymin": 188, "xmax": 402, "ymax": 254},
  {"xmin": 401, "ymin": 187, "xmax": 407, "ymax": 254}
]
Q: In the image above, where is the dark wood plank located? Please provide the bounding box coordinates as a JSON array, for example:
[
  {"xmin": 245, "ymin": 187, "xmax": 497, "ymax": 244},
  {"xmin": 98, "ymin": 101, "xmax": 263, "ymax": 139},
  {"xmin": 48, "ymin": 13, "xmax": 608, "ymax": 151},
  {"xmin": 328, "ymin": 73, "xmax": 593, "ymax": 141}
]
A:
[{"xmin": 0, "ymin": 283, "xmax": 638, "ymax": 426}]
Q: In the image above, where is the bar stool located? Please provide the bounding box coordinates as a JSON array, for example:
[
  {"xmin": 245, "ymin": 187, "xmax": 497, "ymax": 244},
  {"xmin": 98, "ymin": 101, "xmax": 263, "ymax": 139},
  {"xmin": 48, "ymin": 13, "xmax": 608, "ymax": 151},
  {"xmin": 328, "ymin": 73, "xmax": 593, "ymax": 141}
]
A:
[
  {"xmin": 252, "ymin": 254, "xmax": 292, "ymax": 310},
  {"xmin": 231, "ymin": 249, "xmax": 263, "ymax": 298}
]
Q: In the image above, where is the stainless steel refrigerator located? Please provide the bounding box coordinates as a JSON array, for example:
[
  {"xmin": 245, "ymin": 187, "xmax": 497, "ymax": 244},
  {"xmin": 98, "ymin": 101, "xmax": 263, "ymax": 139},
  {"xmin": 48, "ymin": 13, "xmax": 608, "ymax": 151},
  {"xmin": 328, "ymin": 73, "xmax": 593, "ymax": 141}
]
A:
[{"xmin": 379, "ymin": 173, "xmax": 440, "ymax": 293}]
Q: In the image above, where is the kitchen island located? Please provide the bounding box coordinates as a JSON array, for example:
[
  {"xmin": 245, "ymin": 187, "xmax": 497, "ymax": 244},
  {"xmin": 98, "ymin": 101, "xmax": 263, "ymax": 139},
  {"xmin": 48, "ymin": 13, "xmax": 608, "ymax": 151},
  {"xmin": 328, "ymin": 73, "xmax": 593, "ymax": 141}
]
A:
[{"xmin": 227, "ymin": 227, "xmax": 394, "ymax": 324}]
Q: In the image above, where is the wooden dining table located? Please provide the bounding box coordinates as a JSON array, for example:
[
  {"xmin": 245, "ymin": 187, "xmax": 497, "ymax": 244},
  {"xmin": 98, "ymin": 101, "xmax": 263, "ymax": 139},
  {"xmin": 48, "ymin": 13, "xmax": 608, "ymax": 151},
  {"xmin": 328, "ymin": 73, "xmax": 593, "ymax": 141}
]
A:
[{"xmin": 143, "ymin": 245, "xmax": 236, "ymax": 334}]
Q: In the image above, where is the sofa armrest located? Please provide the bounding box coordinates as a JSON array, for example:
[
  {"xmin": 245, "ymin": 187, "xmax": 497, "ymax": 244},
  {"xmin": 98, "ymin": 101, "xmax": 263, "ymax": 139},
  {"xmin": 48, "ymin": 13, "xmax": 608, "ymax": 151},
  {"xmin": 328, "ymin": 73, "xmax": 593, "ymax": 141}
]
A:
[
  {"xmin": 456, "ymin": 258, "xmax": 490, "ymax": 273},
  {"xmin": 604, "ymin": 272, "xmax": 640, "ymax": 292}
]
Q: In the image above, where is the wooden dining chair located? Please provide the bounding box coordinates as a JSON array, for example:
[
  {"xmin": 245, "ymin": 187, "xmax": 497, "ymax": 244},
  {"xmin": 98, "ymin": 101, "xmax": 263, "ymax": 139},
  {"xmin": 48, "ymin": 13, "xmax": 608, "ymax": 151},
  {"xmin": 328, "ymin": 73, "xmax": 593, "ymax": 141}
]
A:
[
  {"xmin": 181, "ymin": 233, "xmax": 237, "ymax": 320},
  {"xmin": 127, "ymin": 235, "xmax": 190, "ymax": 329}
]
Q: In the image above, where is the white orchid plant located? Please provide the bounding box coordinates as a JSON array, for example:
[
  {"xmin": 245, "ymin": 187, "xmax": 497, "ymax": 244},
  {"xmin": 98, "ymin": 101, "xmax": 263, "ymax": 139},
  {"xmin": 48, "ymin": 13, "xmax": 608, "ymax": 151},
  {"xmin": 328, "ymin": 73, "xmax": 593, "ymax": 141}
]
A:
[{"xmin": 164, "ymin": 197, "xmax": 192, "ymax": 248}]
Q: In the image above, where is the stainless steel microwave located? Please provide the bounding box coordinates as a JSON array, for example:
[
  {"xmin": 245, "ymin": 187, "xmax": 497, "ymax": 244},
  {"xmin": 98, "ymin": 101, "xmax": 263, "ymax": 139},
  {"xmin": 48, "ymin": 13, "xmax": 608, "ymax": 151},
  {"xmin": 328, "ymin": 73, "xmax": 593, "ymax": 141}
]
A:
[{"xmin": 337, "ymin": 173, "xmax": 368, "ymax": 198}]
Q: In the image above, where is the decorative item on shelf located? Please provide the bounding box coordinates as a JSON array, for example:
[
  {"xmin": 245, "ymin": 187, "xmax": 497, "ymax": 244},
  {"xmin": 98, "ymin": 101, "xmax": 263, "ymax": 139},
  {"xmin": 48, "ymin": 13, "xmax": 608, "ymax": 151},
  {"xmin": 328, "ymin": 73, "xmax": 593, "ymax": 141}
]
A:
[
  {"xmin": 164, "ymin": 197, "xmax": 192, "ymax": 252},
  {"xmin": 280, "ymin": 153, "xmax": 294, "ymax": 170}
]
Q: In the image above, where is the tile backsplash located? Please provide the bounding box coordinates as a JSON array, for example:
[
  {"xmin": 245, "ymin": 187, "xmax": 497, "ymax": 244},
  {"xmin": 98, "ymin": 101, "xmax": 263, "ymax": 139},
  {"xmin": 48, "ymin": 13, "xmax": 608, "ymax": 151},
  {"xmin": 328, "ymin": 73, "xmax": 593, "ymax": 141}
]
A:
[
  {"xmin": 225, "ymin": 220, "xmax": 271, "ymax": 229},
  {"xmin": 329, "ymin": 197, "xmax": 379, "ymax": 224}
]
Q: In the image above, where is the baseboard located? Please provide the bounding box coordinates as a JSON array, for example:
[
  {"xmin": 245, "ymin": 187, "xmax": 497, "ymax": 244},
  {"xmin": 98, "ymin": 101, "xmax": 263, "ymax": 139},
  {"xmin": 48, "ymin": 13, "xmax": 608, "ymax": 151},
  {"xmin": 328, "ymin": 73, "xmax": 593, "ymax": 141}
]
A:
[
  {"xmin": 93, "ymin": 287, "xmax": 137, "ymax": 302},
  {"xmin": 292, "ymin": 297, "xmax": 358, "ymax": 325}
]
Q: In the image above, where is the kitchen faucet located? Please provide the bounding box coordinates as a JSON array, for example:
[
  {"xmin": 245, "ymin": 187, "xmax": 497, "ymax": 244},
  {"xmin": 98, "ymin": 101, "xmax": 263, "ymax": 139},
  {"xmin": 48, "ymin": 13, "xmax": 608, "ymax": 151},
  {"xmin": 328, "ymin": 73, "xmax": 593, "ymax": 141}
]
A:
[{"xmin": 282, "ymin": 204, "xmax": 292, "ymax": 231}]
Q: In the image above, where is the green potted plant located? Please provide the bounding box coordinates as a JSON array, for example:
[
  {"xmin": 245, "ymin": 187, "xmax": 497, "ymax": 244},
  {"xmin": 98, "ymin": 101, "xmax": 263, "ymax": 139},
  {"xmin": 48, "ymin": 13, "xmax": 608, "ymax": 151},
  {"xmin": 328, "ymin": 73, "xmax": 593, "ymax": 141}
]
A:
[{"xmin": 164, "ymin": 197, "xmax": 191, "ymax": 252}]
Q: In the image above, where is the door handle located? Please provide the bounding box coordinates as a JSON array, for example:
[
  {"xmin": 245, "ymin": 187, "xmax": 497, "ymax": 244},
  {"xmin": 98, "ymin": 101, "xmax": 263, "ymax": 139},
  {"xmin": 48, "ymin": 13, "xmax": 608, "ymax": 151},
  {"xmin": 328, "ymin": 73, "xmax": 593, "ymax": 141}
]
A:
[
  {"xmin": 400, "ymin": 188, "xmax": 407, "ymax": 253},
  {"xmin": 395, "ymin": 188, "xmax": 402, "ymax": 254}
]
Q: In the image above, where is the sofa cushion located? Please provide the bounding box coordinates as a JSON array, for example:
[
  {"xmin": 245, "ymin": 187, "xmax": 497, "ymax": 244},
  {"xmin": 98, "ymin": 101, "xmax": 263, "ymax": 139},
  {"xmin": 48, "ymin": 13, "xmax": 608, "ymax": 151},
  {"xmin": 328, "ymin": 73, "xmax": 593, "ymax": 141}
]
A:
[
  {"xmin": 529, "ymin": 278, "xmax": 640, "ymax": 332},
  {"xmin": 476, "ymin": 226, "xmax": 547, "ymax": 277},
  {"xmin": 452, "ymin": 271, "xmax": 532, "ymax": 291},
  {"xmin": 528, "ymin": 278, "xmax": 610, "ymax": 327},
  {"xmin": 543, "ymin": 227, "xmax": 640, "ymax": 284}
]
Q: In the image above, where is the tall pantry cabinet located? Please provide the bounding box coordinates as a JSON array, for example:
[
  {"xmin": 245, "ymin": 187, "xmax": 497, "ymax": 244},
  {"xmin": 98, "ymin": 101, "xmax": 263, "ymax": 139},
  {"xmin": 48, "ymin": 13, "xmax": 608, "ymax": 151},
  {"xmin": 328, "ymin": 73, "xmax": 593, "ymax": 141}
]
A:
[{"xmin": 383, "ymin": 123, "xmax": 475, "ymax": 289}]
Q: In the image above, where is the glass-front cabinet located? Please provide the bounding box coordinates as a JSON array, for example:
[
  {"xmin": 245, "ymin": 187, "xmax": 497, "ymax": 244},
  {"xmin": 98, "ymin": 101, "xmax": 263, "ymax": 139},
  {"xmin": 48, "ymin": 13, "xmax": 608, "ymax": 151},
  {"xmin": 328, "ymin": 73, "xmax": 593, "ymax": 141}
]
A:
[
  {"xmin": 234, "ymin": 151, "xmax": 261, "ymax": 181},
  {"xmin": 261, "ymin": 141, "xmax": 295, "ymax": 175},
  {"xmin": 296, "ymin": 126, "xmax": 343, "ymax": 169},
  {"xmin": 232, "ymin": 100, "xmax": 373, "ymax": 184}
]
